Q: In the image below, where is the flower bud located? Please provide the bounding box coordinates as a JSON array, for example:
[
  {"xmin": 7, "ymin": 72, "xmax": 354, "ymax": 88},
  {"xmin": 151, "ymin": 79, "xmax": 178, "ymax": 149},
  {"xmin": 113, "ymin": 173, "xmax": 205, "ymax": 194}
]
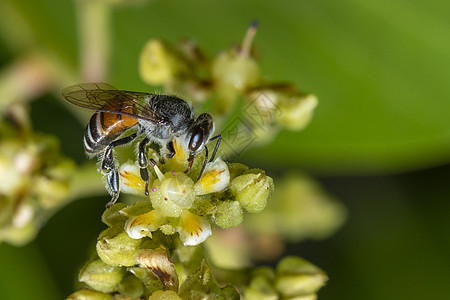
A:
[
  {"xmin": 190, "ymin": 197, "xmax": 216, "ymax": 216},
  {"xmin": 117, "ymin": 273, "xmax": 144, "ymax": 298},
  {"xmin": 178, "ymin": 260, "xmax": 239, "ymax": 299},
  {"xmin": 66, "ymin": 289, "xmax": 112, "ymax": 300},
  {"xmin": 78, "ymin": 259, "xmax": 125, "ymax": 293},
  {"xmin": 211, "ymin": 24, "xmax": 261, "ymax": 114},
  {"xmin": 135, "ymin": 249, "xmax": 179, "ymax": 292},
  {"xmin": 244, "ymin": 277, "xmax": 277, "ymax": 300},
  {"xmin": 275, "ymin": 256, "xmax": 327, "ymax": 297},
  {"xmin": 231, "ymin": 169, "xmax": 274, "ymax": 213},
  {"xmin": 214, "ymin": 200, "xmax": 243, "ymax": 228},
  {"xmin": 97, "ymin": 227, "xmax": 141, "ymax": 267},
  {"xmin": 101, "ymin": 203, "xmax": 128, "ymax": 228},
  {"xmin": 148, "ymin": 290, "xmax": 182, "ymax": 300},
  {"xmin": 139, "ymin": 39, "xmax": 189, "ymax": 86},
  {"xmin": 227, "ymin": 163, "xmax": 249, "ymax": 180},
  {"xmin": 128, "ymin": 267, "xmax": 164, "ymax": 296},
  {"xmin": 276, "ymin": 93, "xmax": 318, "ymax": 131}
]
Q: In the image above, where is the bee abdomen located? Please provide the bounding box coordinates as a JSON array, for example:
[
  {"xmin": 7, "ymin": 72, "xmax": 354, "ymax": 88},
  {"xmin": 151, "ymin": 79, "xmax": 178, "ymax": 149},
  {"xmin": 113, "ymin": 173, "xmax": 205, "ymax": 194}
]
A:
[{"xmin": 84, "ymin": 111, "xmax": 138, "ymax": 155}]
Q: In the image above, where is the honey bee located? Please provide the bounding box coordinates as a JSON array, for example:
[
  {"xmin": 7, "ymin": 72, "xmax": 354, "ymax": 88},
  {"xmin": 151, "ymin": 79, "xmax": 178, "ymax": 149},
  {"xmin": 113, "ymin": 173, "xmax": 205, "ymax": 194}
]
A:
[{"xmin": 62, "ymin": 83, "xmax": 221, "ymax": 206}]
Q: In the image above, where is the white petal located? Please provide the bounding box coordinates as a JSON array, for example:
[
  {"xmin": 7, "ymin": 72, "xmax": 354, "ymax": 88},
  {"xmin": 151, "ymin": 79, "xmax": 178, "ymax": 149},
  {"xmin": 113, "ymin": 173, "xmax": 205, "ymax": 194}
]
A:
[
  {"xmin": 119, "ymin": 161, "xmax": 146, "ymax": 195},
  {"xmin": 194, "ymin": 158, "xmax": 230, "ymax": 195},
  {"xmin": 177, "ymin": 211, "xmax": 212, "ymax": 246},
  {"xmin": 125, "ymin": 210, "xmax": 165, "ymax": 239}
]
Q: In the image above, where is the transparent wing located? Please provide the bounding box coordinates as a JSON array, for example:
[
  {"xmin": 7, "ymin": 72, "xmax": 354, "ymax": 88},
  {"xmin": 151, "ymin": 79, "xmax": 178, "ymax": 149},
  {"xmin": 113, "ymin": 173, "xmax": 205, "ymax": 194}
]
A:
[{"xmin": 61, "ymin": 82, "xmax": 160, "ymax": 122}]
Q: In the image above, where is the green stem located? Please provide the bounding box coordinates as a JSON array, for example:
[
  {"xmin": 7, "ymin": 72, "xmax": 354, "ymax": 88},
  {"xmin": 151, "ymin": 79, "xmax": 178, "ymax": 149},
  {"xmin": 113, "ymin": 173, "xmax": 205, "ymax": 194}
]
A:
[
  {"xmin": 68, "ymin": 162, "xmax": 106, "ymax": 200},
  {"xmin": 76, "ymin": 0, "xmax": 111, "ymax": 82}
]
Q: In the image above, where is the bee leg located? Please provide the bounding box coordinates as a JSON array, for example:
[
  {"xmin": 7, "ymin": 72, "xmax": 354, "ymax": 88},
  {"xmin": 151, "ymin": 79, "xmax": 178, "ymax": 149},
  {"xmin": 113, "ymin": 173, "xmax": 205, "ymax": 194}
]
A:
[
  {"xmin": 160, "ymin": 141, "xmax": 175, "ymax": 164},
  {"xmin": 208, "ymin": 134, "xmax": 222, "ymax": 162},
  {"xmin": 106, "ymin": 169, "xmax": 119, "ymax": 207},
  {"xmin": 197, "ymin": 146, "xmax": 209, "ymax": 181},
  {"xmin": 138, "ymin": 137, "xmax": 150, "ymax": 196},
  {"xmin": 101, "ymin": 133, "xmax": 138, "ymax": 206}
]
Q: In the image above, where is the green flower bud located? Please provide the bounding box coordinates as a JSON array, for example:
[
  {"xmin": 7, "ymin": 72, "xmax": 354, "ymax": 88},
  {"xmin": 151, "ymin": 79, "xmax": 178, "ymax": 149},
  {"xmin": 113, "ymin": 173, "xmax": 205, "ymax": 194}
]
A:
[
  {"xmin": 178, "ymin": 260, "xmax": 239, "ymax": 300},
  {"xmin": 97, "ymin": 227, "xmax": 141, "ymax": 267},
  {"xmin": 227, "ymin": 163, "xmax": 249, "ymax": 180},
  {"xmin": 212, "ymin": 51, "xmax": 260, "ymax": 92},
  {"xmin": 214, "ymin": 200, "xmax": 243, "ymax": 228},
  {"xmin": 139, "ymin": 39, "xmax": 190, "ymax": 86},
  {"xmin": 66, "ymin": 289, "xmax": 112, "ymax": 300},
  {"xmin": 245, "ymin": 267, "xmax": 277, "ymax": 300},
  {"xmin": 128, "ymin": 267, "xmax": 164, "ymax": 297},
  {"xmin": 211, "ymin": 23, "xmax": 261, "ymax": 114},
  {"xmin": 78, "ymin": 259, "xmax": 125, "ymax": 293},
  {"xmin": 148, "ymin": 290, "xmax": 182, "ymax": 300},
  {"xmin": 190, "ymin": 197, "xmax": 216, "ymax": 216},
  {"xmin": 276, "ymin": 93, "xmax": 318, "ymax": 131},
  {"xmin": 275, "ymin": 256, "xmax": 327, "ymax": 297},
  {"xmin": 117, "ymin": 273, "xmax": 144, "ymax": 298},
  {"xmin": 101, "ymin": 202, "xmax": 128, "ymax": 228},
  {"xmin": 231, "ymin": 169, "xmax": 274, "ymax": 213}
]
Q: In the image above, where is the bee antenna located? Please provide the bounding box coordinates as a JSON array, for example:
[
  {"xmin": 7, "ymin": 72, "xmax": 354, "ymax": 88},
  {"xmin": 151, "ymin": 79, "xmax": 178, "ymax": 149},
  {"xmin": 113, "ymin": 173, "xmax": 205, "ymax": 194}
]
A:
[{"xmin": 197, "ymin": 146, "xmax": 209, "ymax": 181}]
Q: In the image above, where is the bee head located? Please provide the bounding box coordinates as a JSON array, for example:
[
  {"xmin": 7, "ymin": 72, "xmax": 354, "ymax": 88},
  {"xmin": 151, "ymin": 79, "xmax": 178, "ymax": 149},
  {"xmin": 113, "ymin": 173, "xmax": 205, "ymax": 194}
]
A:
[{"xmin": 187, "ymin": 113, "xmax": 214, "ymax": 156}]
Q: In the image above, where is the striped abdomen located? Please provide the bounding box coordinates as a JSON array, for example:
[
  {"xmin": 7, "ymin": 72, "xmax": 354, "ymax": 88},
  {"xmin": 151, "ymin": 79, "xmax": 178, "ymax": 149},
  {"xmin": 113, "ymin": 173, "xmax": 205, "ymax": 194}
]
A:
[{"xmin": 84, "ymin": 106, "xmax": 138, "ymax": 155}]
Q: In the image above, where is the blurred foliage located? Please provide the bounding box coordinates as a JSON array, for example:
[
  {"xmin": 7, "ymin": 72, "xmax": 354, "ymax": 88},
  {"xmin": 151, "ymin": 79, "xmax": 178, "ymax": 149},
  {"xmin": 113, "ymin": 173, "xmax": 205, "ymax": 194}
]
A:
[{"xmin": 0, "ymin": 0, "xmax": 450, "ymax": 299}]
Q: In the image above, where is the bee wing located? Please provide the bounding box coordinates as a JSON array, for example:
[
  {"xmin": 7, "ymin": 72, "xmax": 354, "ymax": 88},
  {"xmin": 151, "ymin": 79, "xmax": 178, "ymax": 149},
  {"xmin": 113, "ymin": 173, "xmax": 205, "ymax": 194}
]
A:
[{"xmin": 61, "ymin": 82, "xmax": 160, "ymax": 123}]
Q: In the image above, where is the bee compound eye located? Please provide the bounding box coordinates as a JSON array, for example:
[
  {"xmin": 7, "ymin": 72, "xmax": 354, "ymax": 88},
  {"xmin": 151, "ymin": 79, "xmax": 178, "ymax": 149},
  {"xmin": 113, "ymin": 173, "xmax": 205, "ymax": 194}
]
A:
[{"xmin": 188, "ymin": 129, "xmax": 204, "ymax": 153}]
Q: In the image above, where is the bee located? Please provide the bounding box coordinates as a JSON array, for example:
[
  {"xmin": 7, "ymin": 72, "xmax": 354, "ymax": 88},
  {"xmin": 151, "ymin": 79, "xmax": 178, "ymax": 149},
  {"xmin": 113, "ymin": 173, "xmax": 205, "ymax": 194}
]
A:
[{"xmin": 62, "ymin": 82, "xmax": 221, "ymax": 206}]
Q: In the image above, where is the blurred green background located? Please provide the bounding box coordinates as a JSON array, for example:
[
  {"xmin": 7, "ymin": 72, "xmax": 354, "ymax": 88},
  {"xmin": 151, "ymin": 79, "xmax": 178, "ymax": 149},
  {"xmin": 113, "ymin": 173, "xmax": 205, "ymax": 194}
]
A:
[{"xmin": 1, "ymin": 0, "xmax": 450, "ymax": 299}]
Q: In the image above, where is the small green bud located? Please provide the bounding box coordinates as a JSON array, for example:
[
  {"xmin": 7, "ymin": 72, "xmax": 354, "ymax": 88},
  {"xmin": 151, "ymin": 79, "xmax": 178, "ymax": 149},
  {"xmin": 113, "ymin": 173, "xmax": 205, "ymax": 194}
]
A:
[
  {"xmin": 139, "ymin": 39, "xmax": 189, "ymax": 86},
  {"xmin": 66, "ymin": 289, "xmax": 112, "ymax": 300},
  {"xmin": 78, "ymin": 259, "xmax": 125, "ymax": 293},
  {"xmin": 231, "ymin": 169, "xmax": 274, "ymax": 213},
  {"xmin": 128, "ymin": 267, "xmax": 164, "ymax": 297},
  {"xmin": 276, "ymin": 93, "xmax": 318, "ymax": 131},
  {"xmin": 101, "ymin": 203, "xmax": 128, "ymax": 227},
  {"xmin": 148, "ymin": 290, "xmax": 182, "ymax": 300},
  {"xmin": 212, "ymin": 51, "xmax": 260, "ymax": 92},
  {"xmin": 275, "ymin": 256, "xmax": 328, "ymax": 297},
  {"xmin": 97, "ymin": 227, "xmax": 141, "ymax": 267},
  {"xmin": 211, "ymin": 24, "xmax": 261, "ymax": 114},
  {"xmin": 190, "ymin": 197, "xmax": 216, "ymax": 216},
  {"xmin": 214, "ymin": 200, "xmax": 243, "ymax": 228},
  {"xmin": 178, "ymin": 260, "xmax": 239, "ymax": 300},
  {"xmin": 245, "ymin": 267, "xmax": 277, "ymax": 300},
  {"xmin": 227, "ymin": 163, "xmax": 249, "ymax": 180},
  {"xmin": 117, "ymin": 273, "xmax": 144, "ymax": 298},
  {"xmin": 120, "ymin": 200, "xmax": 153, "ymax": 217},
  {"xmin": 245, "ymin": 276, "xmax": 278, "ymax": 300}
]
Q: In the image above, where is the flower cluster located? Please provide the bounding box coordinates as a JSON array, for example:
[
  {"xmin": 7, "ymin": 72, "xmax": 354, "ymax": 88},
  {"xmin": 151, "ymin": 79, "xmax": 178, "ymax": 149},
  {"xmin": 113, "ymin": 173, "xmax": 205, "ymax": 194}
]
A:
[
  {"xmin": 68, "ymin": 137, "xmax": 275, "ymax": 298},
  {"xmin": 67, "ymin": 22, "xmax": 334, "ymax": 300},
  {"xmin": 0, "ymin": 103, "xmax": 75, "ymax": 245},
  {"xmin": 110, "ymin": 137, "xmax": 273, "ymax": 248},
  {"xmin": 139, "ymin": 23, "xmax": 318, "ymax": 157}
]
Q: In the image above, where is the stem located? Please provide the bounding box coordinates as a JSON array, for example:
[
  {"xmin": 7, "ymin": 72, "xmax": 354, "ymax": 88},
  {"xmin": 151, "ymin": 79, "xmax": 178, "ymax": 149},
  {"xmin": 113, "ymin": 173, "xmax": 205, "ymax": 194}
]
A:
[
  {"xmin": 68, "ymin": 162, "xmax": 107, "ymax": 200},
  {"xmin": 76, "ymin": 0, "xmax": 111, "ymax": 82}
]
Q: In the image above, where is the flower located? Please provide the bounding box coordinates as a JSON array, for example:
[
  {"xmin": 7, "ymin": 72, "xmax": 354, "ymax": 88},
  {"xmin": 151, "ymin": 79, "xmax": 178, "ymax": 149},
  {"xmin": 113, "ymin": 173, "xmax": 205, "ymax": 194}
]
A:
[
  {"xmin": 117, "ymin": 136, "xmax": 233, "ymax": 246},
  {"xmin": 117, "ymin": 134, "xmax": 272, "ymax": 247}
]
